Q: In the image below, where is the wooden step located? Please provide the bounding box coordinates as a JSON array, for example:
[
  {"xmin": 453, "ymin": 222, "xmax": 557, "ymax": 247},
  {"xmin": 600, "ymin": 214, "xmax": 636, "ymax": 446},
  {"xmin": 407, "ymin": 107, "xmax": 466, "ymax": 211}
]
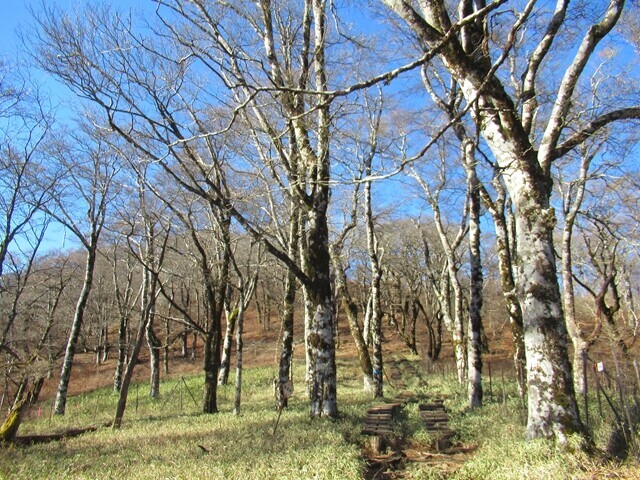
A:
[
  {"xmin": 365, "ymin": 413, "xmax": 393, "ymax": 421},
  {"xmin": 362, "ymin": 426, "xmax": 394, "ymax": 436},
  {"xmin": 367, "ymin": 403, "xmax": 401, "ymax": 414},
  {"xmin": 420, "ymin": 413, "xmax": 449, "ymax": 422},
  {"xmin": 364, "ymin": 418, "xmax": 393, "ymax": 426}
]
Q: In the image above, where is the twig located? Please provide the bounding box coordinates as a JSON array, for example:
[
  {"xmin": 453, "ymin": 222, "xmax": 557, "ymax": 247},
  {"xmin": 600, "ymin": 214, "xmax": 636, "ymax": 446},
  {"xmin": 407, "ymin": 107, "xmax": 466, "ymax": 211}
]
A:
[{"xmin": 273, "ymin": 405, "xmax": 284, "ymax": 436}]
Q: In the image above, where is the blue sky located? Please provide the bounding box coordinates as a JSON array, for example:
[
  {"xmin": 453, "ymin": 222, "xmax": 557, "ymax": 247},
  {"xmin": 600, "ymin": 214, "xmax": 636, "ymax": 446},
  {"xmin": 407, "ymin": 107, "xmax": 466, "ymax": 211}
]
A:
[
  {"xmin": 0, "ymin": 1, "xmax": 142, "ymax": 59},
  {"xmin": 1, "ymin": 1, "xmax": 32, "ymax": 57}
]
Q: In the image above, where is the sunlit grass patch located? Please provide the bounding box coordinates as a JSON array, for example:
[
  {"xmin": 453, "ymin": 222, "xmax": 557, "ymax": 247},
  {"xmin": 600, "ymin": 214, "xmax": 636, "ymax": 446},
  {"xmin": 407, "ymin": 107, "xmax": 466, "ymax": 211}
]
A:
[{"xmin": 1, "ymin": 362, "xmax": 367, "ymax": 480}]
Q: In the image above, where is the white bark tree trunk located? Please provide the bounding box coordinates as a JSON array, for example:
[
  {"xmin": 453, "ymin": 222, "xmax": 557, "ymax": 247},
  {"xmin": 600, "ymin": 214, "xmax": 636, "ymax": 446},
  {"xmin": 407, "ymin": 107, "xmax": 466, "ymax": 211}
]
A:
[
  {"xmin": 54, "ymin": 248, "xmax": 97, "ymax": 415},
  {"xmin": 218, "ymin": 307, "xmax": 237, "ymax": 386},
  {"xmin": 466, "ymin": 143, "xmax": 483, "ymax": 409},
  {"xmin": 365, "ymin": 161, "xmax": 384, "ymax": 398}
]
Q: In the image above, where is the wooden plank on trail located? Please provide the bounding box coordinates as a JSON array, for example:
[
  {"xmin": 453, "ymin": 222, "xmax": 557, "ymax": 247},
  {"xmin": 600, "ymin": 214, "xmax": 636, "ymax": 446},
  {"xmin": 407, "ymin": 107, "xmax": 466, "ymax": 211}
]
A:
[
  {"xmin": 421, "ymin": 411, "xmax": 447, "ymax": 417},
  {"xmin": 367, "ymin": 403, "xmax": 401, "ymax": 414},
  {"xmin": 365, "ymin": 413, "xmax": 393, "ymax": 421},
  {"xmin": 362, "ymin": 427, "xmax": 394, "ymax": 436},
  {"xmin": 364, "ymin": 417, "xmax": 393, "ymax": 425}
]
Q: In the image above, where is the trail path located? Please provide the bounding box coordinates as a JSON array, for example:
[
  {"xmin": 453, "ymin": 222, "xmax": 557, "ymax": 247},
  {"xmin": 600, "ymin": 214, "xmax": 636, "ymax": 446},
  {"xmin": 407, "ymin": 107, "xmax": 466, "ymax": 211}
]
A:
[{"xmin": 362, "ymin": 358, "xmax": 476, "ymax": 479}]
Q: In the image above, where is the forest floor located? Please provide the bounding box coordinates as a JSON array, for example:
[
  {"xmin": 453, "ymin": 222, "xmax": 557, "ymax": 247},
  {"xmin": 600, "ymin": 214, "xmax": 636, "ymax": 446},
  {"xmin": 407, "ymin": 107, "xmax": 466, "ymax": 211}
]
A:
[{"xmin": 4, "ymin": 310, "xmax": 640, "ymax": 479}]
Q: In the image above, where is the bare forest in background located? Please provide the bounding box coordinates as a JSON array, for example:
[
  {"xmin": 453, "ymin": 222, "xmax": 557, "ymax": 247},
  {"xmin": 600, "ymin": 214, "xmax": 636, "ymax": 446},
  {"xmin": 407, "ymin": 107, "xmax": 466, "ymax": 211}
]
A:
[{"xmin": 2, "ymin": 0, "xmax": 640, "ymax": 461}]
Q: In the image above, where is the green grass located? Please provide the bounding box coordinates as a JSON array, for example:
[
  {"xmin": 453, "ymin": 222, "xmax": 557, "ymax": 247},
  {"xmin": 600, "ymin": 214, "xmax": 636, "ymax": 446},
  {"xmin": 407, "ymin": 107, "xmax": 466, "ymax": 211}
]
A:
[
  {"xmin": 401, "ymin": 359, "xmax": 640, "ymax": 480},
  {"xmin": 1, "ymin": 364, "xmax": 368, "ymax": 480},
  {"xmin": 3, "ymin": 356, "xmax": 639, "ymax": 479}
]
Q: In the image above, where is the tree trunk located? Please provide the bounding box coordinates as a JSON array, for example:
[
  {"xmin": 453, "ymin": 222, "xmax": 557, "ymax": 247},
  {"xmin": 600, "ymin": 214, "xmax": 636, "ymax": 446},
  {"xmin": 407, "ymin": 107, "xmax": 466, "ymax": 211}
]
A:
[
  {"xmin": 202, "ymin": 324, "xmax": 220, "ymax": 414},
  {"xmin": 491, "ymin": 201, "xmax": 527, "ymax": 399},
  {"xmin": 233, "ymin": 301, "xmax": 246, "ymax": 415},
  {"xmin": 413, "ymin": 173, "xmax": 467, "ymax": 385},
  {"xmin": 218, "ymin": 308, "xmax": 238, "ymax": 386},
  {"xmin": 382, "ymin": 0, "xmax": 584, "ymax": 441},
  {"xmin": 305, "ymin": 207, "xmax": 337, "ymax": 418},
  {"xmin": 276, "ymin": 205, "xmax": 299, "ymax": 409},
  {"xmin": 512, "ymin": 183, "xmax": 581, "ymax": 439},
  {"xmin": 365, "ymin": 175, "xmax": 384, "ymax": 398},
  {"xmin": 276, "ymin": 271, "xmax": 296, "ymax": 408},
  {"xmin": 102, "ymin": 325, "xmax": 109, "ymax": 363},
  {"xmin": 331, "ymin": 251, "xmax": 374, "ymax": 395},
  {"xmin": 54, "ymin": 248, "xmax": 97, "ymax": 415},
  {"xmin": 163, "ymin": 316, "xmax": 169, "ymax": 374},
  {"xmin": 466, "ymin": 152, "xmax": 483, "ymax": 409},
  {"xmin": 113, "ymin": 263, "xmax": 156, "ymax": 428},
  {"xmin": 0, "ymin": 400, "xmax": 26, "ymax": 443},
  {"xmin": 146, "ymin": 306, "xmax": 160, "ymax": 399},
  {"xmin": 181, "ymin": 328, "xmax": 189, "ymax": 358},
  {"xmin": 201, "ymin": 268, "xmax": 227, "ymax": 414},
  {"xmin": 29, "ymin": 377, "xmax": 46, "ymax": 405}
]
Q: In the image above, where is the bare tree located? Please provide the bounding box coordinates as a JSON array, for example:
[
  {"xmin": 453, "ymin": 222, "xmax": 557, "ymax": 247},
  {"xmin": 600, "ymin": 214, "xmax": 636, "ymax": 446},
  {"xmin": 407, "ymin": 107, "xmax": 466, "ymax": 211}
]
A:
[
  {"xmin": 31, "ymin": 0, "xmax": 368, "ymax": 417},
  {"xmin": 106, "ymin": 238, "xmax": 141, "ymax": 393},
  {"xmin": 0, "ymin": 61, "xmax": 56, "ymax": 362},
  {"xmin": 47, "ymin": 124, "xmax": 120, "ymax": 416},
  {"xmin": 229, "ymin": 241, "xmax": 260, "ymax": 415},
  {"xmin": 411, "ymin": 158, "xmax": 469, "ymax": 385},
  {"xmin": 382, "ymin": 0, "xmax": 640, "ymax": 440},
  {"xmin": 113, "ymin": 208, "xmax": 171, "ymax": 428},
  {"xmin": 420, "ymin": 66, "xmax": 484, "ymax": 406}
]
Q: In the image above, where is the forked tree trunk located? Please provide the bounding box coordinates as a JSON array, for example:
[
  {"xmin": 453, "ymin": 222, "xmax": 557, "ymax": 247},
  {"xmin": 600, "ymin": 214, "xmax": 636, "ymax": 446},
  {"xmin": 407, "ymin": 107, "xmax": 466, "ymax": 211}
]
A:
[
  {"xmin": 413, "ymin": 172, "xmax": 467, "ymax": 385},
  {"xmin": 112, "ymin": 258, "xmax": 134, "ymax": 394},
  {"xmin": 113, "ymin": 259, "xmax": 158, "ymax": 428},
  {"xmin": 560, "ymin": 154, "xmax": 590, "ymax": 397}
]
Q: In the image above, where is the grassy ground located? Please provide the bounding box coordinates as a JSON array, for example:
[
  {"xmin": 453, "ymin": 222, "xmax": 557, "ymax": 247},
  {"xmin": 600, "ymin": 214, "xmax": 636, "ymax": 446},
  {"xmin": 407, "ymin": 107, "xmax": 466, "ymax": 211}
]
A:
[
  {"xmin": 397, "ymin": 359, "xmax": 640, "ymax": 480},
  {"xmin": 1, "ymin": 363, "xmax": 367, "ymax": 480},
  {"xmin": 2, "ymin": 356, "xmax": 639, "ymax": 479}
]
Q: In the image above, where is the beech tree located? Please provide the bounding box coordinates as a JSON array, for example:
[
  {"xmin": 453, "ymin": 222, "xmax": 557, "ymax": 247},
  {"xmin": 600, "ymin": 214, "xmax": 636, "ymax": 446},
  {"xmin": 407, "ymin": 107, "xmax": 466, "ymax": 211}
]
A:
[
  {"xmin": 0, "ymin": 63, "xmax": 57, "ymax": 383},
  {"xmin": 31, "ymin": 0, "xmax": 372, "ymax": 418},
  {"xmin": 410, "ymin": 158, "xmax": 469, "ymax": 386},
  {"xmin": 48, "ymin": 125, "xmax": 120, "ymax": 415},
  {"xmin": 107, "ymin": 238, "xmax": 141, "ymax": 393},
  {"xmin": 381, "ymin": 0, "xmax": 640, "ymax": 440},
  {"xmin": 419, "ymin": 65, "xmax": 485, "ymax": 406},
  {"xmin": 113, "ymin": 199, "xmax": 171, "ymax": 428}
]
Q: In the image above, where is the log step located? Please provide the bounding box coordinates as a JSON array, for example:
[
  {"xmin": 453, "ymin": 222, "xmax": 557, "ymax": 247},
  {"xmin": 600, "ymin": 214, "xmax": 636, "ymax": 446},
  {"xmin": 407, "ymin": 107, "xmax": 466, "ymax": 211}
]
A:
[
  {"xmin": 365, "ymin": 420, "xmax": 392, "ymax": 427},
  {"xmin": 420, "ymin": 410, "xmax": 447, "ymax": 416},
  {"xmin": 365, "ymin": 413, "xmax": 393, "ymax": 421},
  {"xmin": 362, "ymin": 427, "xmax": 394, "ymax": 436}
]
